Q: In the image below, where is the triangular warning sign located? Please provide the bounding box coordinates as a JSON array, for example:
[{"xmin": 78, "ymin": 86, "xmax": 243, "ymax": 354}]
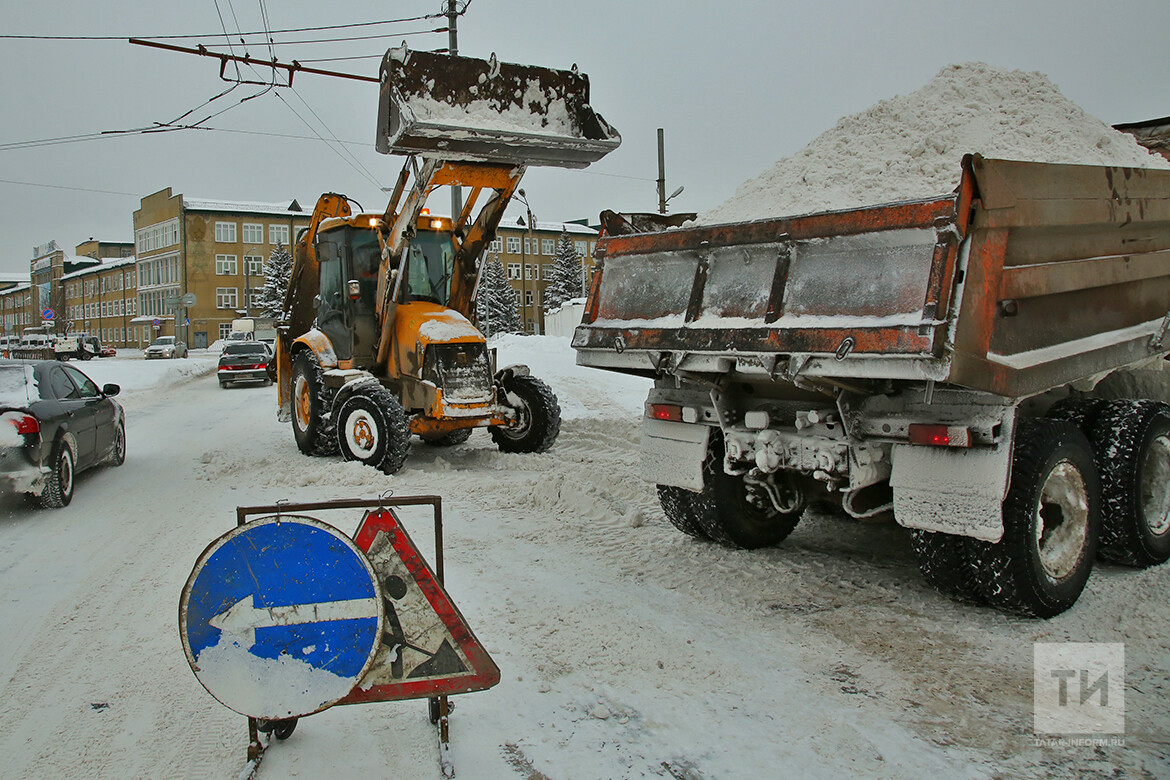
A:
[{"xmin": 338, "ymin": 509, "xmax": 500, "ymax": 705}]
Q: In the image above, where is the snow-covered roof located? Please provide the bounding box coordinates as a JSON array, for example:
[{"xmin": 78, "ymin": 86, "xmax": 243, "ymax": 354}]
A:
[
  {"xmin": 62, "ymin": 256, "xmax": 138, "ymax": 280},
  {"xmin": 499, "ymin": 220, "xmax": 597, "ymax": 236},
  {"xmin": 0, "ymin": 283, "xmax": 31, "ymax": 294},
  {"xmin": 183, "ymin": 197, "xmax": 307, "ymax": 217},
  {"xmin": 0, "ymin": 273, "xmax": 26, "ymax": 284}
]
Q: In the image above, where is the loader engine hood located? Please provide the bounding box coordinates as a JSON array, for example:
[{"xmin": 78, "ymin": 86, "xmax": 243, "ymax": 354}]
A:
[{"xmin": 398, "ymin": 304, "xmax": 492, "ymax": 403}]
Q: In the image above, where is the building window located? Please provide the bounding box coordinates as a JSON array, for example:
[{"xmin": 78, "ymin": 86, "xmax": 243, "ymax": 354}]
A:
[
  {"xmin": 513, "ymin": 290, "xmax": 521, "ymax": 304},
  {"xmin": 243, "ymin": 255, "xmax": 265, "ymax": 276},
  {"xmin": 525, "ymin": 264, "xmax": 535, "ymax": 281},
  {"xmin": 575, "ymin": 241, "xmax": 588, "ymax": 257},
  {"xmin": 525, "ymin": 290, "xmax": 533, "ymax": 306},
  {"xmin": 541, "ymin": 239, "xmax": 555, "ymax": 255},
  {"xmin": 215, "ymin": 222, "xmax": 237, "ymax": 243},
  {"xmin": 135, "ymin": 218, "xmax": 180, "ymax": 254},
  {"xmin": 543, "ymin": 263, "xmax": 554, "ymax": 280},
  {"xmin": 249, "ymin": 288, "xmax": 263, "ymax": 308},
  {"xmin": 216, "ymin": 255, "xmax": 238, "ymax": 275},
  {"xmin": 490, "ymin": 237, "xmax": 503, "ymax": 253},
  {"xmin": 219, "ymin": 323, "xmax": 233, "ymax": 340},
  {"xmin": 242, "ymin": 223, "xmax": 264, "ymax": 244},
  {"xmin": 216, "ymin": 288, "xmax": 238, "ymax": 309},
  {"xmin": 507, "ymin": 263, "xmax": 521, "ymax": 280},
  {"xmin": 506, "ymin": 237, "xmax": 521, "ymax": 254},
  {"xmin": 524, "ymin": 238, "xmax": 532, "ymax": 254},
  {"xmin": 269, "ymin": 224, "xmax": 290, "ymax": 245}
]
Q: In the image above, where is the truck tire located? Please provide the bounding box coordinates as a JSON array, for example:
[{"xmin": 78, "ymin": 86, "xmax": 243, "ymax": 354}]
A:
[
  {"xmin": 336, "ymin": 385, "xmax": 412, "ymax": 475},
  {"xmin": 291, "ymin": 352, "xmax": 338, "ymax": 456},
  {"xmin": 908, "ymin": 530, "xmax": 984, "ymax": 604},
  {"xmin": 490, "ymin": 375, "xmax": 561, "ymax": 454},
  {"xmin": 655, "ymin": 485, "xmax": 710, "ymax": 540},
  {"xmin": 969, "ymin": 419, "xmax": 1100, "ymax": 618},
  {"xmin": 1046, "ymin": 396, "xmax": 1108, "ymax": 434},
  {"xmin": 1090, "ymin": 400, "xmax": 1170, "ymax": 567},
  {"xmin": 689, "ymin": 430, "xmax": 802, "ymax": 549},
  {"xmin": 41, "ymin": 436, "xmax": 76, "ymax": 509},
  {"xmin": 420, "ymin": 428, "xmax": 473, "ymax": 447}
]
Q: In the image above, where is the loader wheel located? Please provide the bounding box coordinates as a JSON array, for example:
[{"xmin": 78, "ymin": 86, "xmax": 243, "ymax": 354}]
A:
[
  {"xmin": 291, "ymin": 352, "xmax": 338, "ymax": 457},
  {"xmin": 909, "ymin": 529, "xmax": 984, "ymax": 604},
  {"xmin": 420, "ymin": 428, "xmax": 473, "ymax": 447},
  {"xmin": 490, "ymin": 375, "xmax": 561, "ymax": 454},
  {"xmin": 656, "ymin": 485, "xmax": 710, "ymax": 540},
  {"xmin": 336, "ymin": 386, "xmax": 412, "ymax": 475},
  {"xmin": 687, "ymin": 429, "xmax": 802, "ymax": 549},
  {"xmin": 1046, "ymin": 396, "xmax": 1108, "ymax": 435},
  {"xmin": 968, "ymin": 419, "xmax": 1099, "ymax": 618},
  {"xmin": 1090, "ymin": 400, "xmax": 1170, "ymax": 567}
]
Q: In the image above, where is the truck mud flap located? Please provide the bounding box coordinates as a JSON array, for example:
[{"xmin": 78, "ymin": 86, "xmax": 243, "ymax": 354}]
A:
[
  {"xmin": 376, "ymin": 46, "xmax": 621, "ymax": 168},
  {"xmin": 641, "ymin": 418, "xmax": 709, "ymax": 492},
  {"xmin": 890, "ymin": 443, "xmax": 1009, "ymax": 542}
]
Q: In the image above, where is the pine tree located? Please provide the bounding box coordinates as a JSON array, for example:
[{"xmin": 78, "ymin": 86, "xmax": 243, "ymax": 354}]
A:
[
  {"xmin": 475, "ymin": 252, "xmax": 522, "ymax": 336},
  {"xmin": 543, "ymin": 228, "xmax": 584, "ymax": 312},
  {"xmin": 258, "ymin": 243, "xmax": 294, "ymax": 318}
]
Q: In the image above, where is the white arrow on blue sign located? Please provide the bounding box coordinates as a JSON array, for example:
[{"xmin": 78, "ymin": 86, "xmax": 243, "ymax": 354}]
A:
[{"xmin": 179, "ymin": 515, "xmax": 384, "ymax": 720}]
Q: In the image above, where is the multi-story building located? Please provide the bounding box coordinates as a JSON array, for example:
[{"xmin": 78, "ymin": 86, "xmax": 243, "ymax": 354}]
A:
[
  {"xmin": 28, "ymin": 241, "xmax": 100, "ymax": 333},
  {"xmin": 133, "ymin": 188, "xmax": 309, "ymax": 348},
  {"xmin": 62, "ymin": 255, "xmax": 138, "ymax": 347},
  {"xmin": 0, "ymin": 284, "xmax": 34, "ymax": 336},
  {"xmin": 75, "ymin": 239, "xmax": 134, "ymax": 262},
  {"xmin": 488, "ymin": 219, "xmax": 598, "ymax": 333}
]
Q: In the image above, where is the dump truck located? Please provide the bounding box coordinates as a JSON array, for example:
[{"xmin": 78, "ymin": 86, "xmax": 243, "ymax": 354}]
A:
[
  {"xmin": 276, "ymin": 46, "xmax": 620, "ymax": 474},
  {"xmin": 573, "ymin": 154, "xmax": 1170, "ymax": 617}
]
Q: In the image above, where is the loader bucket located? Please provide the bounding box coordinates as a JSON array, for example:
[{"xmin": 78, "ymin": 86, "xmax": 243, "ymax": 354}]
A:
[{"xmin": 376, "ymin": 46, "xmax": 621, "ymax": 169}]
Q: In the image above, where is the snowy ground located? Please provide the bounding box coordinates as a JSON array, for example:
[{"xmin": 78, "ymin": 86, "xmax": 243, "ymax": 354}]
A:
[{"xmin": 0, "ymin": 338, "xmax": 1166, "ymax": 779}]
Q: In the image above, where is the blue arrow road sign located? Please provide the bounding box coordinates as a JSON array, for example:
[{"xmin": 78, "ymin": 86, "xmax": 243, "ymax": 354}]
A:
[{"xmin": 180, "ymin": 515, "xmax": 384, "ymax": 720}]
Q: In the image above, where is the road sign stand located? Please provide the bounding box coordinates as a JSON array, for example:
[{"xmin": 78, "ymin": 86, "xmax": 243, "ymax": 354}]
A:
[{"xmin": 221, "ymin": 495, "xmax": 489, "ymax": 776}]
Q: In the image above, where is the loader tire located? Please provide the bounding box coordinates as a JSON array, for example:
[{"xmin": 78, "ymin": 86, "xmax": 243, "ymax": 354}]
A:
[
  {"xmin": 1090, "ymin": 400, "xmax": 1170, "ymax": 567},
  {"xmin": 688, "ymin": 429, "xmax": 802, "ymax": 549},
  {"xmin": 336, "ymin": 385, "xmax": 412, "ymax": 475},
  {"xmin": 490, "ymin": 375, "xmax": 561, "ymax": 454},
  {"xmin": 909, "ymin": 529, "xmax": 984, "ymax": 604},
  {"xmin": 420, "ymin": 428, "xmax": 473, "ymax": 447},
  {"xmin": 967, "ymin": 419, "xmax": 1099, "ymax": 618},
  {"xmin": 656, "ymin": 485, "xmax": 710, "ymax": 540},
  {"xmin": 1046, "ymin": 396, "xmax": 1108, "ymax": 435},
  {"xmin": 291, "ymin": 352, "xmax": 338, "ymax": 457}
]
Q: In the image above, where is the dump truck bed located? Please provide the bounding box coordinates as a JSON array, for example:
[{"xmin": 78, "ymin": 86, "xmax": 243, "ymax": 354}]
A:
[{"xmin": 574, "ymin": 155, "xmax": 1170, "ymax": 399}]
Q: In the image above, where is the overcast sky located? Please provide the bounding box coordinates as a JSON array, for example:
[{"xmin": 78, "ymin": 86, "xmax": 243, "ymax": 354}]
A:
[{"xmin": 1, "ymin": 0, "xmax": 1168, "ymax": 274}]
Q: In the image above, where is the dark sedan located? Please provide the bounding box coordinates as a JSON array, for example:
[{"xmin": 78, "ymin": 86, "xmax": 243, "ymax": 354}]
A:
[
  {"xmin": 0, "ymin": 360, "xmax": 125, "ymax": 508},
  {"xmin": 218, "ymin": 342, "xmax": 273, "ymax": 388}
]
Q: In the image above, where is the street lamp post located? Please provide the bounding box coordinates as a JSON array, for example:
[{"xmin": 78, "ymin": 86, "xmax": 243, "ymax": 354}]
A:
[{"xmin": 515, "ymin": 189, "xmax": 536, "ymax": 334}]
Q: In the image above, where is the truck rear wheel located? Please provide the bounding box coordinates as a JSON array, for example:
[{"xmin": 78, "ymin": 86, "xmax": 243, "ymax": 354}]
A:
[
  {"xmin": 490, "ymin": 375, "xmax": 561, "ymax": 454},
  {"xmin": 969, "ymin": 419, "xmax": 1100, "ymax": 618},
  {"xmin": 1091, "ymin": 400, "xmax": 1170, "ymax": 567},
  {"xmin": 909, "ymin": 530, "xmax": 984, "ymax": 604},
  {"xmin": 655, "ymin": 485, "xmax": 710, "ymax": 540},
  {"xmin": 291, "ymin": 352, "xmax": 338, "ymax": 456},
  {"xmin": 687, "ymin": 430, "xmax": 802, "ymax": 549},
  {"xmin": 336, "ymin": 386, "xmax": 412, "ymax": 475}
]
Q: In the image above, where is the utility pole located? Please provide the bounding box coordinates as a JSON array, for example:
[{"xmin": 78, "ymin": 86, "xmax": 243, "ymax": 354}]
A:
[
  {"xmin": 447, "ymin": 0, "xmax": 463, "ymax": 221},
  {"xmin": 657, "ymin": 127, "xmax": 666, "ymax": 214}
]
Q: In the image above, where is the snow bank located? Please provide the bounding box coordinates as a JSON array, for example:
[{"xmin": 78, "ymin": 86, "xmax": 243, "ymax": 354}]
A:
[
  {"xmin": 699, "ymin": 62, "xmax": 1170, "ymax": 224},
  {"xmin": 74, "ymin": 353, "xmax": 219, "ymax": 395}
]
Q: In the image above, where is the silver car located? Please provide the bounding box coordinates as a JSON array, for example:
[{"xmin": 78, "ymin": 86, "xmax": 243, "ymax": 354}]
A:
[{"xmin": 144, "ymin": 336, "xmax": 188, "ymax": 359}]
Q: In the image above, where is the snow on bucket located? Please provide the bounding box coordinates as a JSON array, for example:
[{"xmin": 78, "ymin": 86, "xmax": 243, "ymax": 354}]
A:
[{"xmin": 376, "ymin": 46, "xmax": 621, "ymax": 168}]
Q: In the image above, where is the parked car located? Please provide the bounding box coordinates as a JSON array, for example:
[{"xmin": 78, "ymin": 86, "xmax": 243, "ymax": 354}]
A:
[
  {"xmin": 144, "ymin": 336, "xmax": 188, "ymax": 359},
  {"xmin": 0, "ymin": 359, "xmax": 125, "ymax": 507},
  {"xmin": 218, "ymin": 341, "xmax": 273, "ymax": 388},
  {"xmin": 100, "ymin": 344, "xmax": 117, "ymax": 358}
]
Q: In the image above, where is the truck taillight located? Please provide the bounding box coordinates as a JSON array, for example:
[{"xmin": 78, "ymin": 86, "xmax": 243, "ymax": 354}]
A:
[
  {"xmin": 908, "ymin": 423, "xmax": 971, "ymax": 448},
  {"xmin": 9, "ymin": 414, "xmax": 39, "ymax": 435},
  {"xmin": 647, "ymin": 403, "xmax": 683, "ymax": 422}
]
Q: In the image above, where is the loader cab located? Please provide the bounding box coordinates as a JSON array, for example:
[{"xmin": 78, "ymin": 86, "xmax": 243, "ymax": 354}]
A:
[{"xmin": 313, "ymin": 212, "xmax": 455, "ymax": 366}]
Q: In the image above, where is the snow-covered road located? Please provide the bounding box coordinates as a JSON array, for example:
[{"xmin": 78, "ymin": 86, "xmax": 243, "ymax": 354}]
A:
[{"xmin": 0, "ymin": 339, "xmax": 1166, "ymax": 779}]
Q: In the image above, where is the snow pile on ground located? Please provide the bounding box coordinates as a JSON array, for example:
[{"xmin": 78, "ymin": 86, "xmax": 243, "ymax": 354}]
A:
[
  {"xmin": 77, "ymin": 352, "xmax": 218, "ymax": 396},
  {"xmin": 699, "ymin": 62, "xmax": 1170, "ymax": 224}
]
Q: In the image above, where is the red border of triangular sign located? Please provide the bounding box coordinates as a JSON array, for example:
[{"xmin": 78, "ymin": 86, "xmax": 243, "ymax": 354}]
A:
[{"xmin": 337, "ymin": 508, "xmax": 500, "ymax": 705}]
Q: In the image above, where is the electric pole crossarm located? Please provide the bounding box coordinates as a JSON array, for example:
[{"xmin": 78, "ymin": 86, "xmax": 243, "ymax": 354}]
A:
[{"xmin": 128, "ymin": 38, "xmax": 380, "ymax": 86}]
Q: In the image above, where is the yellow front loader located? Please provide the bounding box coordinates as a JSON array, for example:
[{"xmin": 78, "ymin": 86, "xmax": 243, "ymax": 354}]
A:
[{"xmin": 274, "ymin": 46, "xmax": 620, "ymax": 473}]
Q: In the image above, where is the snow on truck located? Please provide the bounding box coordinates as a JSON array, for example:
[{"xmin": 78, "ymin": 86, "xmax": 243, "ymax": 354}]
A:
[
  {"xmin": 276, "ymin": 46, "xmax": 620, "ymax": 474},
  {"xmin": 573, "ymin": 154, "xmax": 1170, "ymax": 617}
]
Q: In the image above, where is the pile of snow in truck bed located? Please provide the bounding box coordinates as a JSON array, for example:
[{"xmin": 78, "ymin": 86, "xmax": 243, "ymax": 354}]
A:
[{"xmin": 698, "ymin": 62, "xmax": 1170, "ymax": 224}]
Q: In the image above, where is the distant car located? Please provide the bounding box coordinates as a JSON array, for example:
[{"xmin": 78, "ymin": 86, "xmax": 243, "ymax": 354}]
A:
[
  {"xmin": 144, "ymin": 336, "xmax": 188, "ymax": 359},
  {"xmin": 218, "ymin": 341, "xmax": 273, "ymax": 388},
  {"xmin": 0, "ymin": 359, "xmax": 125, "ymax": 508},
  {"xmin": 100, "ymin": 344, "xmax": 117, "ymax": 358}
]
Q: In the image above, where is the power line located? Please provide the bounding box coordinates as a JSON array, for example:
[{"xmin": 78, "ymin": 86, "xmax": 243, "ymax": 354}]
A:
[
  {"xmin": 0, "ymin": 14, "xmax": 444, "ymax": 41},
  {"xmin": 0, "ymin": 179, "xmax": 141, "ymax": 197}
]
